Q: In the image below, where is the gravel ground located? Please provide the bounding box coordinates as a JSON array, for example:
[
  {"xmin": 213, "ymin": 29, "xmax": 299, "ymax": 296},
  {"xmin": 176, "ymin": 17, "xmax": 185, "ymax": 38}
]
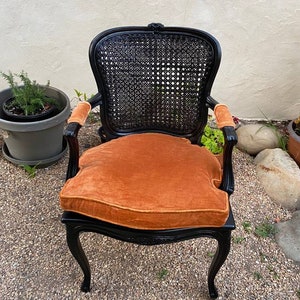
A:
[{"xmin": 0, "ymin": 121, "xmax": 299, "ymax": 300}]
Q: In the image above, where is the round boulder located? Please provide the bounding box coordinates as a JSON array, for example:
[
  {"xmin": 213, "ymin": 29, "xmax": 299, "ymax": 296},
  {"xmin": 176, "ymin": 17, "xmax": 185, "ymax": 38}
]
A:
[
  {"xmin": 254, "ymin": 148, "xmax": 300, "ymax": 210},
  {"xmin": 236, "ymin": 124, "xmax": 280, "ymax": 155},
  {"xmin": 275, "ymin": 211, "xmax": 300, "ymax": 264}
]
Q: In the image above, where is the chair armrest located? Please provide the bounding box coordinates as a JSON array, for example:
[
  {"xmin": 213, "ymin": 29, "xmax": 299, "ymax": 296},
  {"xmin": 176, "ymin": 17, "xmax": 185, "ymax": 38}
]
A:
[
  {"xmin": 64, "ymin": 122, "xmax": 81, "ymax": 179},
  {"xmin": 67, "ymin": 101, "xmax": 92, "ymax": 126},
  {"xmin": 214, "ymin": 104, "xmax": 236, "ymax": 129},
  {"xmin": 64, "ymin": 93, "xmax": 102, "ymax": 180},
  {"xmin": 207, "ymin": 96, "xmax": 238, "ymax": 194},
  {"xmin": 220, "ymin": 126, "xmax": 238, "ymax": 194}
]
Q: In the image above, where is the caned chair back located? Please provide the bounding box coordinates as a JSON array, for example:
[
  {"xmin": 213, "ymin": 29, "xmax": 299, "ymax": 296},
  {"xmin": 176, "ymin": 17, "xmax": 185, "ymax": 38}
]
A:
[{"xmin": 89, "ymin": 23, "xmax": 221, "ymax": 142}]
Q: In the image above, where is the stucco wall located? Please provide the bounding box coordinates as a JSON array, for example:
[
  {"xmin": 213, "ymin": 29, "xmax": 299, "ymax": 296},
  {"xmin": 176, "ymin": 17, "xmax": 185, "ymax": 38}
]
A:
[{"xmin": 0, "ymin": 0, "xmax": 299, "ymax": 120}]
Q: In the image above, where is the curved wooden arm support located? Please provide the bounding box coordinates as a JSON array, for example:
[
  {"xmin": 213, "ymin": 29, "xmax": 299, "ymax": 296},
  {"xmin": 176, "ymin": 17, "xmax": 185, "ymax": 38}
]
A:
[
  {"xmin": 206, "ymin": 96, "xmax": 238, "ymax": 194},
  {"xmin": 65, "ymin": 122, "xmax": 81, "ymax": 180},
  {"xmin": 220, "ymin": 126, "xmax": 237, "ymax": 194},
  {"xmin": 88, "ymin": 93, "xmax": 103, "ymax": 108},
  {"xmin": 64, "ymin": 93, "xmax": 103, "ymax": 180},
  {"xmin": 206, "ymin": 95, "xmax": 218, "ymax": 109}
]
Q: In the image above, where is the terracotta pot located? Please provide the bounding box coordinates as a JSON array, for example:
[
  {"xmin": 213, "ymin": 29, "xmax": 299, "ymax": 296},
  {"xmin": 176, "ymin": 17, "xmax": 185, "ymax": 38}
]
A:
[{"xmin": 287, "ymin": 120, "xmax": 300, "ymax": 166}]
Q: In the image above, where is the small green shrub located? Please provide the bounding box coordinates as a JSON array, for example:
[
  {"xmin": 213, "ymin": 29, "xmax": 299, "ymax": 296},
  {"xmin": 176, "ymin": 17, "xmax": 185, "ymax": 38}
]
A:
[
  {"xmin": 253, "ymin": 271, "xmax": 263, "ymax": 280},
  {"xmin": 255, "ymin": 222, "xmax": 277, "ymax": 238},
  {"xmin": 267, "ymin": 265, "xmax": 279, "ymax": 279},
  {"xmin": 1, "ymin": 71, "xmax": 57, "ymax": 116},
  {"xmin": 207, "ymin": 251, "xmax": 215, "ymax": 258},
  {"xmin": 257, "ymin": 109, "xmax": 288, "ymax": 150},
  {"xmin": 263, "ymin": 123, "xmax": 288, "ymax": 151},
  {"xmin": 157, "ymin": 268, "xmax": 168, "ymax": 280},
  {"xmin": 201, "ymin": 125, "xmax": 224, "ymax": 154},
  {"xmin": 232, "ymin": 236, "xmax": 246, "ymax": 244},
  {"xmin": 21, "ymin": 164, "xmax": 38, "ymax": 178},
  {"xmin": 74, "ymin": 89, "xmax": 89, "ymax": 101},
  {"xmin": 242, "ymin": 221, "xmax": 252, "ymax": 233}
]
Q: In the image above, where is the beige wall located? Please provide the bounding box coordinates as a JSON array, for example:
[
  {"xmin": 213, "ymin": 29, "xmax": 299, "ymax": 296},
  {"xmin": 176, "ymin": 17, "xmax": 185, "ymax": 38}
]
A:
[{"xmin": 0, "ymin": 0, "xmax": 299, "ymax": 120}]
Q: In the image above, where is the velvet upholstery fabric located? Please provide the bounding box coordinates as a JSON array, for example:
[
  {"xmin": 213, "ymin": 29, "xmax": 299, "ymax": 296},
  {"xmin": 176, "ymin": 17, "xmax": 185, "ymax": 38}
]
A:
[
  {"xmin": 60, "ymin": 133, "xmax": 229, "ymax": 230},
  {"xmin": 67, "ymin": 102, "xmax": 91, "ymax": 126},
  {"xmin": 214, "ymin": 104, "xmax": 235, "ymax": 128}
]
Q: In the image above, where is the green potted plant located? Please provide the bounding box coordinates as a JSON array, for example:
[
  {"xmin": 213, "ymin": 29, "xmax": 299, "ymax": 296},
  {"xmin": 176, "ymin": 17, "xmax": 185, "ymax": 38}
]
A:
[
  {"xmin": 1, "ymin": 71, "xmax": 59, "ymax": 121},
  {"xmin": 287, "ymin": 116, "xmax": 300, "ymax": 166},
  {"xmin": 0, "ymin": 71, "xmax": 70, "ymax": 167}
]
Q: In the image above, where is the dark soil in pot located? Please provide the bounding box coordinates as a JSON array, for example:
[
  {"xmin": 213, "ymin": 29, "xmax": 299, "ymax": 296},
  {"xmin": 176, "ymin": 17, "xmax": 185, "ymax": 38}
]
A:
[{"xmin": 2, "ymin": 97, "xmax": 59, "ymax": 122}]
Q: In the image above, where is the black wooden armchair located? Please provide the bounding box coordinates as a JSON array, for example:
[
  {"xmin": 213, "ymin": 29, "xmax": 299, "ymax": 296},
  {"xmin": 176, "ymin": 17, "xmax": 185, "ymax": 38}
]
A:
[{"xmin": 60, "ymin": 23, "xmax": 237, "ymax": 299}]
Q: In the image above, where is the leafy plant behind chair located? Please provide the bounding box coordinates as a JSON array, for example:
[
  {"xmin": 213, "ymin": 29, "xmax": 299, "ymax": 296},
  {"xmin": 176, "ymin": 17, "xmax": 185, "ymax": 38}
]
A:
[{"xmin": 201, "ymin": 125, "xmax": 224, "ymax": 154}]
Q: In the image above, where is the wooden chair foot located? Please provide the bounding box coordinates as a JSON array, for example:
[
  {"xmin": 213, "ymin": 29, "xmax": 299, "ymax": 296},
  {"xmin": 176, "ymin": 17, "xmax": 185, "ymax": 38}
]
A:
[
  {"xmin": 81, "ymin": 281, "xmax": 91, "ymax": 293},
  {"xmin": 208, "ymin": 285, "xmax": 218, "ymax": 299}
]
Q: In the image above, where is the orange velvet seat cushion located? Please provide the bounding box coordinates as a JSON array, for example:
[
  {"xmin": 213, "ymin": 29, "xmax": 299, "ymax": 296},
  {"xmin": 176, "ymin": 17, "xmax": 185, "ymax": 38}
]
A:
[{"xmin": 60, "ymin": 133, "xmax": 229, "ymax": 230}]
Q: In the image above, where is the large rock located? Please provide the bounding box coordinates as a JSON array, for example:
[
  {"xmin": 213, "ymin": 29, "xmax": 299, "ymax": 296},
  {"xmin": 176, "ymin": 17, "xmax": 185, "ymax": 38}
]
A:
[
  {"xmin": 275, "ymin": 211, "xmax": 300, "ymax": 264},
  {"xmin": 254, "ymin": 148, "xmax": 300, "ymax": 210},
  {"xmin": 236, "ymin": 124, "xmax": 280, "ymax": 155}
]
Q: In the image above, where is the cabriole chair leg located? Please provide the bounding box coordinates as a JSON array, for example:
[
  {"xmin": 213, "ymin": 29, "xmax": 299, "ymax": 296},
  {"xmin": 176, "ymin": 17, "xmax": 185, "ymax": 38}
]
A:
[
  {"xmin": 207, "ymin": 231, "xmax": 231, "ymax": 299},
  {"xmin": 66, "ymin": 224, "xmax": 91, "ymax": 292}
]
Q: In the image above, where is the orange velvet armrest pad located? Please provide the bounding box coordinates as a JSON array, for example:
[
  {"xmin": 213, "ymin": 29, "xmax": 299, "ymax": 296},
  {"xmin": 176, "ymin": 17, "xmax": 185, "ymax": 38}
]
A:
[
  {"xmin": 67, "ymin": 102, "xmax": 91, "ymax": 126},
  {"xmin": 214, "ymin": 104, "xmax": 235, "ymax": 129}
]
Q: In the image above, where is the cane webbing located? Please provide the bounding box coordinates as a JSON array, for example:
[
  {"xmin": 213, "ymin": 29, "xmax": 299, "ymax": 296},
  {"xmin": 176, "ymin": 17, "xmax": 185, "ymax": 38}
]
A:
[{"xmin": 94, "ymin": 31, "xmax": 215, "ymax": 135}]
